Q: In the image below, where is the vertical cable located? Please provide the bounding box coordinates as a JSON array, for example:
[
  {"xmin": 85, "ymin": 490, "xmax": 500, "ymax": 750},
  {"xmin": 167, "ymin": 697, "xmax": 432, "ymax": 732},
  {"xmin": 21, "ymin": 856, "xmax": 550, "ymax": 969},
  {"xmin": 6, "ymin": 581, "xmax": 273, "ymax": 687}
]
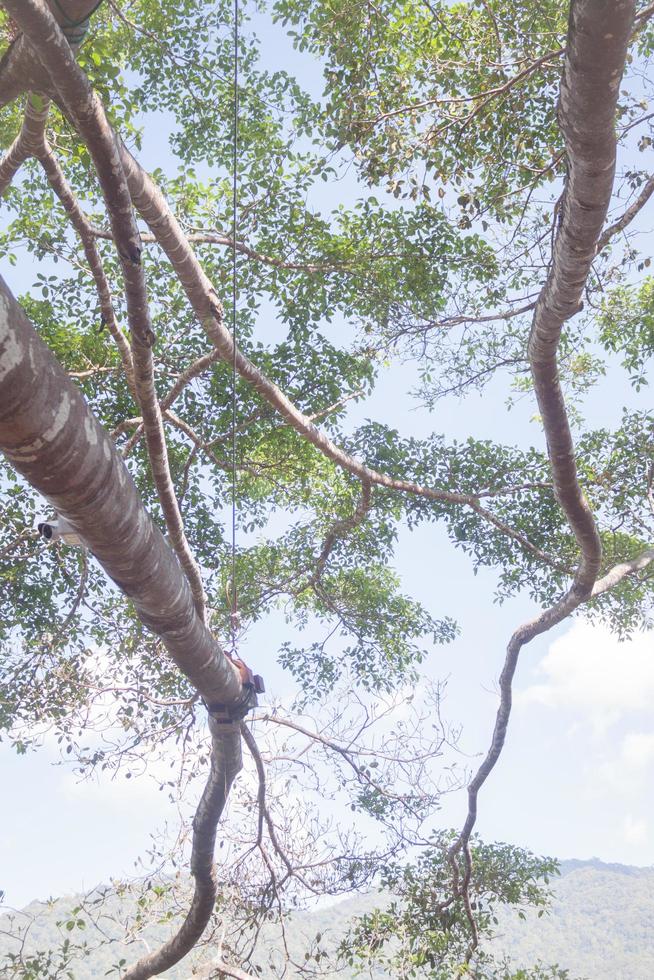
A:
[{"xmin": 230, "ymin": 0, "xmax": 239, "ymax": 653}]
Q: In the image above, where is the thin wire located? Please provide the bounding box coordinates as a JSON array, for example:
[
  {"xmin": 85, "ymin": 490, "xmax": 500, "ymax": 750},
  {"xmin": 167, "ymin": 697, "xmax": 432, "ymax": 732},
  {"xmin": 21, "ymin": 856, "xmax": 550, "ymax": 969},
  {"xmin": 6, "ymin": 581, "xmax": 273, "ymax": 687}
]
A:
[{"xmin": 230, "ymin": 0, "xmax": 239, "ymax": 654}]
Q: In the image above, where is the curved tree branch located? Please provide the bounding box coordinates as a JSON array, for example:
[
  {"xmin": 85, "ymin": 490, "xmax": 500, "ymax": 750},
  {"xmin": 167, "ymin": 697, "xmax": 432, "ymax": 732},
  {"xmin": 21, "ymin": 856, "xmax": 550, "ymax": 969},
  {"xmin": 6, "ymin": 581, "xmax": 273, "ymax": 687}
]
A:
[
  {"xmin": 448, "ymin": 0, "xmax": 636, "ymax": 949},
  {"xmin": 34, "ymin": 140, "xmax": 136, "ymax": 393},
  {"xmin": 122, "ymin": 720, "xmax": 243, "ymax": 980},
  {"xmin": 592, "ymin": 546, "xmax": 654, "ymax": 595},
  {"xmin": 0, "ymin": 92, "xmax": 49, "ymax": 196}
]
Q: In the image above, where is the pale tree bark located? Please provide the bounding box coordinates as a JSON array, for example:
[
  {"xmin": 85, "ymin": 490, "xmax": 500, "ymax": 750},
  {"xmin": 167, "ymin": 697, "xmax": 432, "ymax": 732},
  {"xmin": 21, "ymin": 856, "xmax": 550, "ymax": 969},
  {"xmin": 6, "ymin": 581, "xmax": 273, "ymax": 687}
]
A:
[
  {"xmin": 0, "ymin": 274, "xmax": 242, "ymax": 707},
  {"xmin": 0, "ymin": 93, "xmax": 49, "ymax": 195},
  {"xmin": 0, "ymin": 1, "xmax": 102, "ymax": 107}
]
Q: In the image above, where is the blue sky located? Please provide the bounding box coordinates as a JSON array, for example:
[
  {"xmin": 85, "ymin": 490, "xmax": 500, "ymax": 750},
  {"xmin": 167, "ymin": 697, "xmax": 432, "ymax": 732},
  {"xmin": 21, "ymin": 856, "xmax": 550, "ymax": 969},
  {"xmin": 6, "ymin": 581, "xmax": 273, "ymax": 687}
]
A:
[{"xmin": 1, "ymin": 4, "xmax": 654, "ymax": 912}]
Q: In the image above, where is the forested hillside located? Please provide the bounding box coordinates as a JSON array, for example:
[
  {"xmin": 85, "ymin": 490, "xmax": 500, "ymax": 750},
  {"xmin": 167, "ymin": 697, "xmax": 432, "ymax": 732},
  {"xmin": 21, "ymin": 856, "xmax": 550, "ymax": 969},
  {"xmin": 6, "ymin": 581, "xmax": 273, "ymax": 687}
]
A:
[{"xmin": 1, "ymin": 860, "xmax": 652, "ymax": 978}]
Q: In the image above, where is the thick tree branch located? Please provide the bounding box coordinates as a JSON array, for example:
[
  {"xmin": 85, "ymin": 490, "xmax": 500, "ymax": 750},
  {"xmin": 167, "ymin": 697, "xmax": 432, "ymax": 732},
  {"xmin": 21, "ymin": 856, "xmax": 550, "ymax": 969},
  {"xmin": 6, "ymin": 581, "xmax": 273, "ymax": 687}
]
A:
[
  {"xmin": 0, "ymin": 273, "xmax": 243, "ymax": 706},
  {"xmin": 448, "ymin": 0, "xmax": 636, "ymax": 948},
  {"xmin": 0, "ymin": 1, "xmax": 104, "ymax": 109},
  {"xmin": 122, "ymin": 720, "xmax": 242, "ymax": 980},
  {"xmin": 4, "ymin": 0, "xmax": 207, "ymax": 615},
  {"xmin": 0, "ymin": 93, "xmax": 49, "ymax": 196}
]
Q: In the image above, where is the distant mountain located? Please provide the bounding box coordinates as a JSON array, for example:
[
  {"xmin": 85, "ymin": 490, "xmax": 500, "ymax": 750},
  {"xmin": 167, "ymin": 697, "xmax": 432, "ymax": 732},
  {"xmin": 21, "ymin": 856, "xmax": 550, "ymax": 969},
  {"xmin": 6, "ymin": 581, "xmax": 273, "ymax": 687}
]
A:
[
  {"xmin": 1, "ymin": 859, "xmax": 653, "ymax": 978},
  {"xmin": 490, "ymin": 858, "xmax": 654, "ymax": 980}
]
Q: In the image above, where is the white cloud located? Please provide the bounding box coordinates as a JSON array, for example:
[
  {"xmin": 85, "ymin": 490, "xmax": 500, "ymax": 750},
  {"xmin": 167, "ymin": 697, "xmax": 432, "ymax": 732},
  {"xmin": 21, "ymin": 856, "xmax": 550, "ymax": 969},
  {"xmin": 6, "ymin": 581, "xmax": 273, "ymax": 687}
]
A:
[
  {"xmin": 622, "ymin": 813, "xmax": 648, "ymax": 845},
  {"xmin": 593, "ymin": 730, "xmax": 654, "ymax": 795},
  {"xmin": 518, "ymin": 620, "xmax": 654, "ymax": 731},
  {"xmin": 621, "ymin": 732, "xmax": 654, "ymax": 770}
]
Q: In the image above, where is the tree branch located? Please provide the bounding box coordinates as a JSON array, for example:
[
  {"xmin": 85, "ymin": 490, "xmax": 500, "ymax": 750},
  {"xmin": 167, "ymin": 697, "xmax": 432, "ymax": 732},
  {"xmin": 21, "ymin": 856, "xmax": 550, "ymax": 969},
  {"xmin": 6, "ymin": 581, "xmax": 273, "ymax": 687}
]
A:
[
  {"xmin": 597, "ymin": 173, "xmax": 654, "ymax": 252},
  {"xmin": 34, "ymin": 140, "xmax": 135, "ymax": 392},
  {"xmin": 4, "ymin": 0, "xmax": 207, "ymax": 616},
  {"xmin": 122, "ymin": 721, "xmax": 243, "ymax": 980},
  {"xmin": 592, "ymin": 547, "xmax": 654, "ymax": 595},
  {"xmin": 448, "ymin": 0, "xmax": 636, "ymax": 950},
  {"xmin": 0, "ymin": 273, "xmax": 243, "ymax": 706},
  {"xmin": 0, "ymin": 93, "xmax": 49, "ymax": 196}
]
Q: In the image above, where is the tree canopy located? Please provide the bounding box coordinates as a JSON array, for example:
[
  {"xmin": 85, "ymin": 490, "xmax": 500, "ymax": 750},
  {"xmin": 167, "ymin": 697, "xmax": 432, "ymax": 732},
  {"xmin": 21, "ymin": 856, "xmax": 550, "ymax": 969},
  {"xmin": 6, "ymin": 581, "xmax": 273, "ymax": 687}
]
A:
[{"xmin": 0, "ymin": 0, "xmax": 653, "ymax": 977}]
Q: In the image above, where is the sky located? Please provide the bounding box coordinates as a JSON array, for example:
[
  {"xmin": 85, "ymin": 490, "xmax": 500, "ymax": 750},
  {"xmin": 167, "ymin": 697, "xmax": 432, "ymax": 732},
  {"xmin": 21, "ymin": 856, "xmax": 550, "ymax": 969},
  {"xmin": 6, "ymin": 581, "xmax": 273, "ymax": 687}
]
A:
[{"xmin": 1, "ymin": 3, "xmax": 654, "ymax": 914}]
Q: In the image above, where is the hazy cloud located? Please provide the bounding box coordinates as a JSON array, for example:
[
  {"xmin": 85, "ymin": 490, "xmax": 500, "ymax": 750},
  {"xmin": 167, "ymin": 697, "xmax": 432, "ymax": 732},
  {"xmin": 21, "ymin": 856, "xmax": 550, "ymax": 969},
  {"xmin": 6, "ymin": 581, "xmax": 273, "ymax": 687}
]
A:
[
  {"xmin": 622, "ymin": 813, "xmax": 648, "ymax": 846},
  {"xmin": 517, "ymin": 620, "xmax": 654, "ymax": 731}
]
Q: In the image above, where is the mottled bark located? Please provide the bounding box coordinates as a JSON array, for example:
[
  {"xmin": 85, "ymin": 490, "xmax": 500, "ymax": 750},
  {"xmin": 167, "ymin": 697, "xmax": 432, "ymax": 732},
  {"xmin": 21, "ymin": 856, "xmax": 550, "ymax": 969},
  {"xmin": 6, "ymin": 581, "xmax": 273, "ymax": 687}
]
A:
[
  {"xmin": 0, "ymin": 274, "xmax": 243, "ymax": 706},
  {"xmin": 0, "ymin": 36, "xmax": 48, "ymax": 108},
  {"xmin": 528, "ymin": 0, "xmax": 636, "ymax": 595},
  {"xmin": 0, "ymin": 1, "xmax": 101, "ymax": 108},
  {"xmin": 122, "ymin": 720, "xmax": 243, "ymax": 980}
]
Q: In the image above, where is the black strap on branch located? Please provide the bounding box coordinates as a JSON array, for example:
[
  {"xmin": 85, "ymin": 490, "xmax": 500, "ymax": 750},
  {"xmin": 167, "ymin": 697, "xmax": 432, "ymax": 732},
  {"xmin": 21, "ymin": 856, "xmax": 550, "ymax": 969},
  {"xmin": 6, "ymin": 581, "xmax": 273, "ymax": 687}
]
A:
[
  {"xmin": 51, "ymin": 0, "xmax": 104, "ymax": 28},
  {"xmin": 61, "ymin": 20, "xmax": 89, "ymax": 44},
  {"xmin": 206, "ymin": 657, "xmax": 265, "ymax": 724},
  {"xmin": 51, "ymin": 0, "xmax": 106, "ymax": 45}
]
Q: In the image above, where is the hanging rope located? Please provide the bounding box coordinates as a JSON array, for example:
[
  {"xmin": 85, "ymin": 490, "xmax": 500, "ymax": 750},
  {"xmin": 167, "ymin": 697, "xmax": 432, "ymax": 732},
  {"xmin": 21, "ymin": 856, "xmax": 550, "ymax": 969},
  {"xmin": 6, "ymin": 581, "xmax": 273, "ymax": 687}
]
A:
[
  {"xmin": 192, "ymin": 0, "xmax": 265, "ymax": 722},
  {"xmin": 230, "ymin": 0, "xmax": 239, "ymax": 655}
]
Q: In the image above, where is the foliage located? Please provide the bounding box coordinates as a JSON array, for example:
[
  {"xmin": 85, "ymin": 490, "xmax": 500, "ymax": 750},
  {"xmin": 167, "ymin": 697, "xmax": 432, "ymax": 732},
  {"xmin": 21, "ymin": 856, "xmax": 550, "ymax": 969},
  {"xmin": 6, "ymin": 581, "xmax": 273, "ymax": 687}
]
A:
[
  {"xmin": 0, "ymin": 0, "xmax": 653, "ymax": 976},
  {"xmin": 340, "ymin": 835, "xmax": 559, "ymax": 978}
]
